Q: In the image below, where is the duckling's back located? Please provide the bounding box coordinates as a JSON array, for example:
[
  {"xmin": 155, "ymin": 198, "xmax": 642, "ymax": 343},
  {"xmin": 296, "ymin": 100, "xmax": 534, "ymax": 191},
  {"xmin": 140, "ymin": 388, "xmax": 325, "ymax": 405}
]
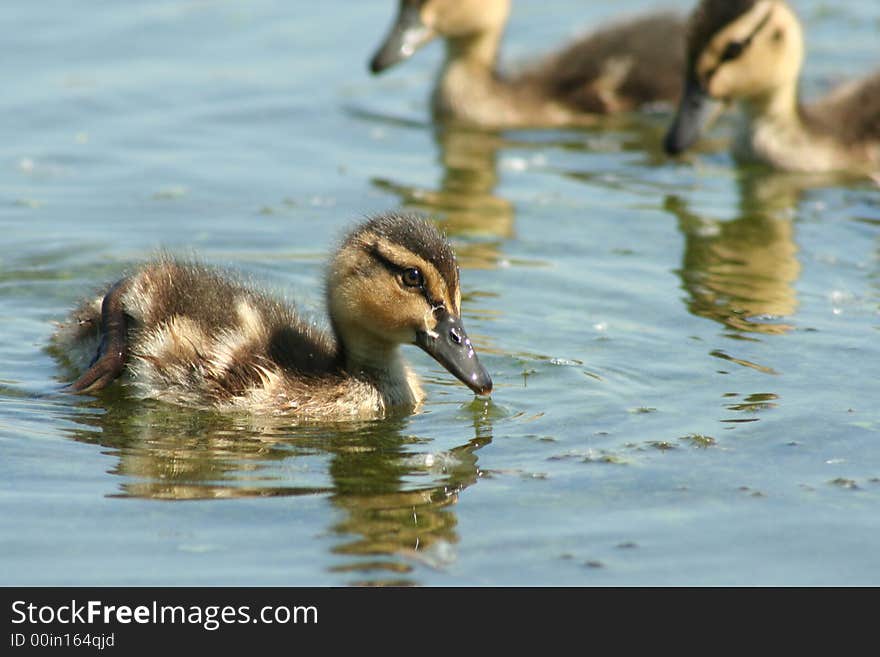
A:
[
  {"xmin": 53, "ymin": 257, "xmax": 343, "ymax": 413},
  {"xmin": 803, "ymin": 71, "xmax": 880, "ymax": 149},
  {"xmin": 527, "ymin": 12, "xmax": 686, "ymax": 113}
]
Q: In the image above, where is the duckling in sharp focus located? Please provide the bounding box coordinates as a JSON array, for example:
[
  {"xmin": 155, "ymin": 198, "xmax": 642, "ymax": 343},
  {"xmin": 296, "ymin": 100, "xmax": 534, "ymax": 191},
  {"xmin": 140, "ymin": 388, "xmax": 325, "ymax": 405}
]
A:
[
  {"xmin": 369, "ymin": 0, "xmax": 686, "ymax": 129},
  {"xmin": 664, "ymin": 0, "xmax": 880, "ymax": 174},
  {"xmin": 52, "ymin": 213, "xmax": 492, "ymax": 419}
]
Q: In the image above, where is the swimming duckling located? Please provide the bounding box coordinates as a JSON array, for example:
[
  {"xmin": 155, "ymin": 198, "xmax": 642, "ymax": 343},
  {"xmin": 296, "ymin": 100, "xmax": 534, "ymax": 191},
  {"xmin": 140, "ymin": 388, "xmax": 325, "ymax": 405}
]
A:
[
  {"xmin": 369, "ymin": 0, "xmax": 685, "ymax": 129},
  {"xmin": 52, "ymin": 213, "xmax": 492, "ymax": 419},
  {"xmin": 664, "ymin": 0, "xmax": 880, "ymax": 174}
]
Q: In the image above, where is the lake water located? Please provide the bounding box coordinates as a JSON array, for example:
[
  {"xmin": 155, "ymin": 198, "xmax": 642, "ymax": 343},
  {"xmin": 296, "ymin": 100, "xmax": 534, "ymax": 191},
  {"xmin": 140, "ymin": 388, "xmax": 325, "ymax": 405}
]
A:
[{"xmin": 1, "ymin": 0, "xmax": 879, "ymax": 586}]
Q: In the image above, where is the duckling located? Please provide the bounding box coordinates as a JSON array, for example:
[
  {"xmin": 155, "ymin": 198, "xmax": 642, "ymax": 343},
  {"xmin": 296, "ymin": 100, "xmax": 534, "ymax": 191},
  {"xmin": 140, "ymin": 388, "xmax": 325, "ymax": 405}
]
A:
[
  {"xmin": 369, "ymin": 0, "xmax": 686, "ymax": 129},
  {"xmin": 664, "ymin": 0, "xmax": 880, "ymax": 174},
  {"xmin": 52, "ymin": 213, "xmax": 492, "ymax": 419}
]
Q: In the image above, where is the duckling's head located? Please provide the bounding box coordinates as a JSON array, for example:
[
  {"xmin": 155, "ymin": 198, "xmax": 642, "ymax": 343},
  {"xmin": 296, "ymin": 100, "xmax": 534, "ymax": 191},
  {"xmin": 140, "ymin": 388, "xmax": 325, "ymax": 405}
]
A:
[
  {"xmin": 370, "ymin": 0, "xmax": 510, "ymax": 74},
  {"xmin": 664, "ymin": 0, "xmax": 804, "ymax": 154},
  {"xmin": 327, "ymin": 212, "xmax": 492, "ymax": 396}
]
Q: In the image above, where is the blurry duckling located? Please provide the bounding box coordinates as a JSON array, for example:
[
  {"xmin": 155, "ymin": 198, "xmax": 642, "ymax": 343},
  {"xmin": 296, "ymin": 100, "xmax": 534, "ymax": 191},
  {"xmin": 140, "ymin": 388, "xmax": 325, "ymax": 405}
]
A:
[
  {"xmin": 664, "ymin": 0, "xmax": 880, "ymax": 174},
  {"xmin": 52, "ymin": 213, "xmax": 492, "ymax": 419},
  {"xmin": 369, "ymin": 0, "xmax": 685, "ymax": 128}
]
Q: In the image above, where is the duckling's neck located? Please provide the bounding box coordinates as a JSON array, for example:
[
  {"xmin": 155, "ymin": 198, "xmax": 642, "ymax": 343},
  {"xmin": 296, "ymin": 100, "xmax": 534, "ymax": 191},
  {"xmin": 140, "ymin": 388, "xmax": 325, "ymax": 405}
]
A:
[
  {"xmin": 342, "ymin": 333, "xmax": 404, "ymax": 377},
  {"xmin": 336, "ymin": 330, "xmax": 422, "ymax": 408},
  {"xmin": 736, "ymin": 79, "xmax": 834, "ymax": 170},
  {"xmin": 743, "ymin": 79, "xmax": 801, "ymax": 127},
  {"xmin": 444, "ymin": 28, "xmax": 503, "ymax": 73},
  {"xmin": 434, "ymin": 29, "xmax": 508, "ymax": 122}
]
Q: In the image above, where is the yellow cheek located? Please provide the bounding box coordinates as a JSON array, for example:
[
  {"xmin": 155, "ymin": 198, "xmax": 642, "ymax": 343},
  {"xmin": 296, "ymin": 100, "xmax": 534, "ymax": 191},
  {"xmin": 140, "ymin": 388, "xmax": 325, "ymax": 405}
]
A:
[
  {"xmin": 360, "ymin": 288, "xmax": 426, "ymax": 334},
  {"xmin": 707, "ymin": 70, "xmax": 731, "ymax": 99}
]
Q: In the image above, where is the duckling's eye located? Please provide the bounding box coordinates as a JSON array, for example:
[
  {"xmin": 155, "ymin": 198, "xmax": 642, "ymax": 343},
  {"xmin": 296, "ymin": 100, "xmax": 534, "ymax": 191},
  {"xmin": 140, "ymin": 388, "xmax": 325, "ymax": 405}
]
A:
[
  {"xmin": 720, "ymin": 41, "xmax": 744, "ymax": 62},
  {"xmin": 401, "ymin": 267, "xmax": 424, "ymax": 288}
]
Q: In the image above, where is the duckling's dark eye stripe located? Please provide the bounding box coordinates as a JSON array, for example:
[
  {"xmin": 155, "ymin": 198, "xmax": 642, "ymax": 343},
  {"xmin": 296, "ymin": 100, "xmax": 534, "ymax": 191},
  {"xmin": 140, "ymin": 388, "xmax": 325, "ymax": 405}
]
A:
[
  {"xmin": 704, "ymin": 7, "xmax": 774, "ymax": 83},
  {"xmin": 368, "ymin": 243, "xmax": 411, "ymax": 278},
  {"xmin": 368, "ymin": 244, "xmax": 444, "ymax": 308}
]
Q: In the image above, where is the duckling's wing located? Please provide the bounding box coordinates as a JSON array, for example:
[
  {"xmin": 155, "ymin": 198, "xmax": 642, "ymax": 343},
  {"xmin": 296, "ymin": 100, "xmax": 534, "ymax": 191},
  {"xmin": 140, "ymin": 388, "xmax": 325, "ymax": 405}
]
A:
[
  {"xmin": 804, "ymin": 71, "xmax": 880, "ymax": 146},
  {"xmin": 127, "ymin": 261, "xmax": 340, "ymax": 400},
  {"xmin": 525, "ymin": 13, "xmax": 685, "ymax": 113},
  {"xmin": 58, "ymin": 258, "xmax": 340, "ymax": 405}
]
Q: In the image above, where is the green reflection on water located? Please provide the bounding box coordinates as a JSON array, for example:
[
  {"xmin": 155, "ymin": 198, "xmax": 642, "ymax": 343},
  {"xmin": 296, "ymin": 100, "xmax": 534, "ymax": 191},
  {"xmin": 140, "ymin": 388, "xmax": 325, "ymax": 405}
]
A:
[
  {"xmin": 668, "ymin": 169, "xmax": 873, "ymax": 337},
  {"xmin": 371, "ymin": 125, "xmax": 516, "ymax": 271},
  {"xmin": 667, "ymin": 172, "xmax": 803, "ymax": 336},
  {"xmin": 59, "ymin": 395, "xmax": 494, "ymax": 585}
]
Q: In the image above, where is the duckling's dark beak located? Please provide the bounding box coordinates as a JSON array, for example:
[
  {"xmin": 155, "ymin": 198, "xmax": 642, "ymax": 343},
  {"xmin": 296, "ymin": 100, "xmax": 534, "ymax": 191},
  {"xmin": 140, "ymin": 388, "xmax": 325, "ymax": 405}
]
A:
[
  {"xmin": 664, "ymin": 77, "xmax": 722, "ymax": 155},
  {"xmin": 416, "ymin": 311, "xmax": 492, "ymax": 396},
  {"xmin": 369, "ymin": 2, "xmax": 434, "ymax": 74}
]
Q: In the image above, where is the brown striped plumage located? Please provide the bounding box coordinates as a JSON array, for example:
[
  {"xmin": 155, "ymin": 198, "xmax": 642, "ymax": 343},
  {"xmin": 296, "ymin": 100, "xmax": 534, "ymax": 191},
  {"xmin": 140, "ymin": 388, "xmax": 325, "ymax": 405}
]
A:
[
  {"xmin": 369, "ymin": 0, "xmax": 685, "ymax": 128},
  {"xmin": 52, "ymin": 213, "xmax": 491, "ymax": 419}
]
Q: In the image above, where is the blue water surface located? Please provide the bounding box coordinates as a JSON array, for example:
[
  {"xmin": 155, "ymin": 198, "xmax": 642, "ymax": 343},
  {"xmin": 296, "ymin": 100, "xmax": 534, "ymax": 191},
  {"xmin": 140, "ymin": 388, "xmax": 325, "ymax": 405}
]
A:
[{"xmin": 1, "ymin": 0, "xmax": 879, "ymax": 585}]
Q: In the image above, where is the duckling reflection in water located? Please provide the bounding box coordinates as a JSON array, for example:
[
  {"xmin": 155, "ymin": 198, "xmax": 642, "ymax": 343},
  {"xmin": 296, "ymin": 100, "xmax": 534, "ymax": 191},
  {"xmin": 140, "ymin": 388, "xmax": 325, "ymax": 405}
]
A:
[
  {"xmin": 370, "ymin": 0, "xmax": 685, "ymax": 128},
  {"xmin": 373, "ymin": 127, "xmax": 514, "ymax": 271},
  {"xmin": 666, "ymin": 172, "xmax": 806, "ymax": 335},
  {"xmin": 665, "ymin": 0, "xmax": 880, "ymax": 174},
  {"xmin": 52, "ymin": 213, "xmax": 492, "ymax": 419},
  {"xmin": 61, "ymin": 400, "xmax": 493, "ymax": 581}
]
